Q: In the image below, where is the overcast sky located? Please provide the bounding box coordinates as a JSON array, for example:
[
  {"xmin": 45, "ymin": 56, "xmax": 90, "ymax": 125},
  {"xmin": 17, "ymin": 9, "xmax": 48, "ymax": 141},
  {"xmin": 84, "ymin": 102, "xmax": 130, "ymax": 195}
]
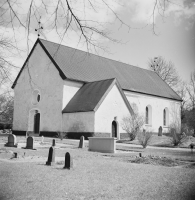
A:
[{"xmin": 1, "ymin": 0, "xmax": 195, "ymax": 83}]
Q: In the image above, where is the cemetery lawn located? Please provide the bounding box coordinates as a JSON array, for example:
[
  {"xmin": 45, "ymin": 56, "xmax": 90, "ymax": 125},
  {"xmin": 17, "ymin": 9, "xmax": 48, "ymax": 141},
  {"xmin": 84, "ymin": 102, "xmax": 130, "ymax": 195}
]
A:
[
  {"xmin": 117, "ymin": 134, "xmax": 195, "ymax": 148},
  {"xmin": 0, "ymin": 136, "xmax": 195, "ymax": 200}
]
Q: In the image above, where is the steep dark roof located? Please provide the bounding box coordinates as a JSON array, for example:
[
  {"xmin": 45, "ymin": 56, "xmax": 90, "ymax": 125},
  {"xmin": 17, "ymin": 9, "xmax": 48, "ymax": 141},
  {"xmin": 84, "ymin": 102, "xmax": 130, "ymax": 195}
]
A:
[
  {"xmin": 12, "ymin": 39, "xmax": 182, "ymax": 101},
  {"xmin": 62, "ymin": 78, "xmax": 134, "ymax": 113}
]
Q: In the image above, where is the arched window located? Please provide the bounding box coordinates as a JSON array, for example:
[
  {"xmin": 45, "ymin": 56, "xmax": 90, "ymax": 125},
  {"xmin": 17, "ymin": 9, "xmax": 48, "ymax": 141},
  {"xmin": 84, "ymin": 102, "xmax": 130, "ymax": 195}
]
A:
[
  {"xmin": 145, "ymin": 105, "xmax": 152, "ymax": 125},
  {"xmin": 145, "ymin": 107, "xmax": 149, "ymax": 124},
  {"xmin": 163, "ymin": 109, "xmax": 166, "ymax": 126},
  {"xmin": 163, "ymin": 108, "xmax": 169, "ymax": 126}
]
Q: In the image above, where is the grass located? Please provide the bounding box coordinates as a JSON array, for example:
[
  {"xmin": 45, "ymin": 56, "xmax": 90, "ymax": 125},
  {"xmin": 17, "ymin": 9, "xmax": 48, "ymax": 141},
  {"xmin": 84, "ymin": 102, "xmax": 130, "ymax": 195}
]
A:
[
  {"xmin": 117, "ymin": 134, "xmax": 195, "ymax": 148},
  {"xmin": 129, "ymin": 155, "xmax": 190, "ymax": 167},
  {"xmin": 0, "ymin": 136, "xmax": 195, "ymax": 200}
]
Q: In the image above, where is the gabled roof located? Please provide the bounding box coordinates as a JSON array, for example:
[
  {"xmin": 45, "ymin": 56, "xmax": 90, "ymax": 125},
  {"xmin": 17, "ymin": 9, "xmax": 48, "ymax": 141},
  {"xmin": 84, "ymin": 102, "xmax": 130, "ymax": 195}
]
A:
[
  {"xmin": 12, "ymin": 38, "xmax": 182, "ymax": 101},
  {"xmin": 62, "ymin": 78, "xmax": 134, "ymax": 114}
]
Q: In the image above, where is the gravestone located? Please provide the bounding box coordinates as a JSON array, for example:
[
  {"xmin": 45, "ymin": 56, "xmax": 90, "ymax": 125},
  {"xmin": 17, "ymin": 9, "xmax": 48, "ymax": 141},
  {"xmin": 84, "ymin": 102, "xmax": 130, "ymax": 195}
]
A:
[
  {"xmin": 41, "ymin": 136, "xmax": 44, "ymax": 144},
  {"xmin": 64, "ymin": 152, "xmax": 73, "ymax": 169},
  {"xmin": 5, "ymin": 134, "xmax": 17, "ymax": 147},
  {"xmin": 46, "ymin": 147, "xmax": 55, "ymax": 166},
  {"xmin": 190, "ymin": 143, "xmax": 194, "ymax": 153},
  {"xmin": 78, "ymin": 136, "xmax": 85, "ymax": 148},
  {"xmin": 26, "ymin": 136, "xmax": 34, "ymax": 149},
  {"xmin": 14, "ymin": 152, "xmax": 17, "ymax": 158},
  {"xmin": 158, "ymin": 126, "xmax": 163, "ymax": 136},
  {"xmin": 52, "ymin": 139, "xmax": 55, "ymax": 147}
]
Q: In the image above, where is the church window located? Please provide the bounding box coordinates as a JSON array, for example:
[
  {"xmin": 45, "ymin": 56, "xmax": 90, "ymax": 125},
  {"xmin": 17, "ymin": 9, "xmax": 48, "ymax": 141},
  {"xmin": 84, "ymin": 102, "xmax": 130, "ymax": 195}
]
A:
[
  {"xmin": 163, "ymin": 108, "xmax": 169, "ymax": 126},
  {"xmin": 37, "ymin": 94, "xmax": 40, "ymax": 102},
  {"xmin": 145, "ymin": 107, "xmax": 149, "ymax": 124},
  {"xmin": 145, "ymin": 105, "xmax": 152, "ymax": 125},
  {"xmin": 32, "ymin": 90, "xmax": 41, "ymax": 105}
]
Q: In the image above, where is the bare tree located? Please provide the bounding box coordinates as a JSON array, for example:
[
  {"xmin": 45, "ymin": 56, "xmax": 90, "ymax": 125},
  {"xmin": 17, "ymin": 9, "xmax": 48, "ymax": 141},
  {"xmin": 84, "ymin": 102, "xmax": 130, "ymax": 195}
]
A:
[
  {"xmin": 0, "ymin": 93, "xmax": 14, "ymax": 125},
  {"xmin": 0, "ymin": 0, "xmax": 185, "ymax": 93},
  {"xmin": 176, "ymin": 81, "xmax": 188, "ymax": 121},
  {"xmin": 121, "ymin": 103, "xmax": 144, "ymax": 141},
  {"xmin": 186, "ymin": 71, "xmax": 195, "ymax": 110},
  {"xmin": 148, "ymin": 56, "xmax": 180, "ymax": 89},
  {"xmin": 0, "ymin": 36, "xmax": 19, "ymax": 89},
  {"xmin": 185, "ymin": 71, "xmax": 195, "ymax": 136},
  {"xmin": 0, "ymin": 0, "xmax": 180, "ymax": 49}
]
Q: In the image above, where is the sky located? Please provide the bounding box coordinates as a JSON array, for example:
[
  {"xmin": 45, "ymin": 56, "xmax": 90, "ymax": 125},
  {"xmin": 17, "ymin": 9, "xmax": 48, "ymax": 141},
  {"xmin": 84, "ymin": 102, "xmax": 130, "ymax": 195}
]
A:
[{"xmin": 0, "ymin": 0, "xmax": 195, "ymax": 84}]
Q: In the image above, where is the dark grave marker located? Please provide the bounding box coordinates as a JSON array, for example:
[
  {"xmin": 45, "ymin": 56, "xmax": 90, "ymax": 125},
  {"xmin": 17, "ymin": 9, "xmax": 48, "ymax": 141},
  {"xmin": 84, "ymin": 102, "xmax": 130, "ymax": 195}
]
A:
[
  {"xmin": 190, "ymin": 143, "xmax": 194, "ymax": 153},
  {"xmin": 26, "ymin": 136, "xmax": 34, "ymax": 149},
  {"xmin": 158, "ymin": 126, "xmax": 163, "ymax": 136},
  {"xmin": 46, "ymin": 147, "xmax": 55, "ymax": 166},
  {"xmin": 64, "ymin": 152, "xmax": 73, "ymax": 169},
  {"xmin": 14, "ymin": 152, "xmax": 17, "ymax": 158},
  {"xmin": 78, "ymin": 136, "xmax": 85, "ymax": 148},
  {"xmin": 52, "ymin": 139, "xmax": 55, "ymax": 147}
]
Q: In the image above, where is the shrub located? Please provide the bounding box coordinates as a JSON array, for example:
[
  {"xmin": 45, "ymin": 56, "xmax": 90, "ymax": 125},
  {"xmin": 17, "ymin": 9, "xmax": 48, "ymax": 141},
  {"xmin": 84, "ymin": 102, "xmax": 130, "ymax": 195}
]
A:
[
  {"xmin": 170, "ymin": 128, "xmax": 187, "ymax": 146},
  {"xmin": 121, "ymin": 104, "xmax": 144, "ymax": 141},
  {"xmin": 137, "ymin": 130, "xmax": 153, "ymax": 148},
  {"xmin": 0, "ymin": 122, "xmax": 12, "ymax": 130}
]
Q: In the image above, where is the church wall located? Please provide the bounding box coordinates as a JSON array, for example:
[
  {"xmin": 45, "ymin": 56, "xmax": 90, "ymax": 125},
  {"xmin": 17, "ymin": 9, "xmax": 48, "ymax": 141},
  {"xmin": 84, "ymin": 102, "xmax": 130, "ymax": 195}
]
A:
[
  {"xmin": 95, "ymin": 84, "xmax": 131, "ymax": 137},
  {"xmin": 125, "ymin": 91, "xmax": 181, "ymax": 133},
  {"xmin": 62, "ymin": 112, "xmax": 95, "ymax": 132},
  {"xmin": 62, "ymin": 80, "xmax": 83, "ymax": 109},
  {"xmin": 13, "ymin": 43, "xmax": 64, "ymax": 133}
]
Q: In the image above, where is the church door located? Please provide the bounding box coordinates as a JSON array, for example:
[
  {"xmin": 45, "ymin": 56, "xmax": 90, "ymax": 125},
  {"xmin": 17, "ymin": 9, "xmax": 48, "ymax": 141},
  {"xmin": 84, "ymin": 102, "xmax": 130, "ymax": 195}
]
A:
[
  {"xmin": 112, "ymin": 121, "xmax": 117, "ymax": 138},
  {"xmin": 34, "ymin": 113, "xmax": 40, "ymax": 134}
]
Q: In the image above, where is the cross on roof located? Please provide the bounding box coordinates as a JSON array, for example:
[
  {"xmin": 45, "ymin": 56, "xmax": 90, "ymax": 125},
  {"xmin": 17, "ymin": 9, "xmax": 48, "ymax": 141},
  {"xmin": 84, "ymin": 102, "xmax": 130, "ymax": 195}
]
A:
[{"xmin": 35, "ymin": 18, "xmax": 43, "ymax": 37}]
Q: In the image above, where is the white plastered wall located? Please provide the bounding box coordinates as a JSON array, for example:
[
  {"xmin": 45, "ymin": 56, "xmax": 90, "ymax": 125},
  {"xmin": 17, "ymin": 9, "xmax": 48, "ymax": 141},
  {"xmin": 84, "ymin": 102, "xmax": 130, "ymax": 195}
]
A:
[
  {"xmin": 62, "ymin": 112, "xmax": 95, "ymax": 132},
  {"xmin": 13, "ymin": 43, "xmax": 64, "ymax": 132},
  {"xmin": 125, "ymin": 91, "xmax": 181, "ymax": 133},
  {"xmin": 95, "ymin": 84, "xmax": 131, "ymax": 135},
  {"xmin": 62, "ymin": 80, "xmax": 83, "ymax": 109}
]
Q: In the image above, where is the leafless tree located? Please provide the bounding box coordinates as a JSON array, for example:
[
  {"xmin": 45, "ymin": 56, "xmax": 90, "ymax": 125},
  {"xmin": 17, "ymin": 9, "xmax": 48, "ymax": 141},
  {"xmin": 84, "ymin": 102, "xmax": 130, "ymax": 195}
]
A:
[
  {"xmin": 148, "ymin": 56, "xmax": 180, "ymax": 89},
  {"xmin": 0, "ymin": 1, "xmax": 182, "ymax": 81},
  {"xmin": 182, "ymin": 71, "xmax": 195, "ymax": 136},
  {"xmin": 0, "ymin": 0, "xmax": 180, "ymax": 50},
  {"xmin": 121, "ymin": 103, "xmax": 144, "ymax": 141},
  {"xmin": 176, "ymin": 81, "xmax": 188, "ymax": 120},
  {"xmin": 186, "ymin": 71, "xmax": 195, "ymax": 110},
  {"xmin": 0, "ymin": 93, "xmax": 14, "ymax": 125},
  {"xmin": 0, "ymin": 36, "xmax": 19, "ymax": 89}
]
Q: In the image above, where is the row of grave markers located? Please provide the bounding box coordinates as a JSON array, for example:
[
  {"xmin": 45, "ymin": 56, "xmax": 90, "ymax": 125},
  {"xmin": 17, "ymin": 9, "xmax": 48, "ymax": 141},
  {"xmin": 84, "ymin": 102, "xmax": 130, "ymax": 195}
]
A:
[
  {"xmin": 4, "ymin": 134, "xmax": 85, "ymax": 169},
  {"xmin": 5, "ymin": 134, "xmax": 85, "ymax": 149},
  {"xmin": 45, "ymin": 146, "xmax": 73, "ymax": 169},
  {"xmin": 5, "ymin": 134, "xmax": 37, "ymax": 150}
]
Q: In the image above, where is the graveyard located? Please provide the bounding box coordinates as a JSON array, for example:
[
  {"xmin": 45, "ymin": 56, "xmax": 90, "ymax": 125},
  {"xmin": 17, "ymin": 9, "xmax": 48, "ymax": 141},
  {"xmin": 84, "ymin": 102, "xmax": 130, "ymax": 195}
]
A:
[{"xmin": 0, "ymin": 134, "xmax": 195, "ymax": 200}]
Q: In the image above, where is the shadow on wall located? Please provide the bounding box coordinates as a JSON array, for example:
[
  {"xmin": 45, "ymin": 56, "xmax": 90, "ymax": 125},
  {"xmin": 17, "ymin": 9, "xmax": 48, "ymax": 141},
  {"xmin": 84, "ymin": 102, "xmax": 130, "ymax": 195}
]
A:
[{"xmin": 65, "ymin": 121, "xmax": 94, "ymax": 139}]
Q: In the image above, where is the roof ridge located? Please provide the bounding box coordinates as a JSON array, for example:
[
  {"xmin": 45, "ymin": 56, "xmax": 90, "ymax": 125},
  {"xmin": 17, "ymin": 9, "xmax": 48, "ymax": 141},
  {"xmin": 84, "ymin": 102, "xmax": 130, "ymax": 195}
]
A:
[
  {"xmin": 84, "ymin": 78, "xmax": 116, "ymax": 84},
  {"xmin": 39, "ymin": 38, "xmax": 153, "ymax": 73}
]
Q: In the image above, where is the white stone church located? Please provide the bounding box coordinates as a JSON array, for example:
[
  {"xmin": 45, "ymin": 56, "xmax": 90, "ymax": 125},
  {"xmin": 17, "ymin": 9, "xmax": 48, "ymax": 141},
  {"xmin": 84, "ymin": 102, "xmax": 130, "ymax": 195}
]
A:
[{"xmin": 12, "ymin": 39, "xmax": 182, "ymax": 139}]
